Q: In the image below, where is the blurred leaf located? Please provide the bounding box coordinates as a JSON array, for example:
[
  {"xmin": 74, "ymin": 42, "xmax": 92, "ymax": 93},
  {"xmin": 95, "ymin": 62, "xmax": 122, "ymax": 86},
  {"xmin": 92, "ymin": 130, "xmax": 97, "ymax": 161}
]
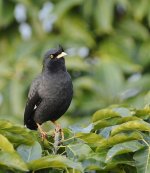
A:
[
  {"xmin": 134, "ymin": 147, "xmax": 150, "ymax": 173},
  {"xmin": 17, "ymin": 141, "xmax": 42, "ymax": 162},
  {"xmin": 94, "ymin": 60, "xmax": 125, "ymax": 99},
  {"xmin": 94, "ymin": 0, "xmax": 114, "ymax": 34},
  {"xmin": 82, "ymin": 0, "xmax": 94, "ymax": 22},
  {"xmin": 59, "ymin": 16, "xmax": 95, "ymax": 47},
  {"xmin": 74, "ymin": 76, "xmax": 96, "ymax": 91},
  {"xmin": 131, "ymin": 0, "xmax": 149, "ymax": 21},
  {"xmin": 0, "ymin": 1, "xmax": 14, "ymax": 28},
  {"xmin": 9, "ymin": 80, "xmax": 23, "ymax": 115},
  {"xmin": 53, "ymin": 0, "xmax": 83, "ymax": 19},
  {"xmin": 0, "ymin": 134, "xmax": 14, "ymax": 152},
  {"xmin": 118, "ymin": 20, "xmax": 149, "ymax": 41},
  {"xmin": 66, "ymin": 57, "xmax": 89, "ymax": 72},
  {"xmin": 139, "ymin": 42, "xmax": 150, "ymax": 66},
  {"xmin": 28, "ymin": 155, "xmax": 83, "ymax": 172},
  {"xmin": 111, "ymin": 120, "xmax": 150, "ymax": 136},
  {"xmin": 106, "ymin": 141, "xmax": 144, "ymax": 162},
  {"xmin": 0, "ymin": 151, "xmax": 28, "ymax": 172}
]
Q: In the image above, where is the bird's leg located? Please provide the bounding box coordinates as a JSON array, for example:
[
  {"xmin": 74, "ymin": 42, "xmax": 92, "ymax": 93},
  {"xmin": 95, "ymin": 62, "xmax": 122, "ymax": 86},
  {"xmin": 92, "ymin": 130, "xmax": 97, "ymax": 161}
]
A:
[
  {"xmin": 52, "ymin": 121, "xmax": 64, "ymax": 141},
  {"xmin": 36, "ymin": 123, "xmax": 47, "ymax": 140}
]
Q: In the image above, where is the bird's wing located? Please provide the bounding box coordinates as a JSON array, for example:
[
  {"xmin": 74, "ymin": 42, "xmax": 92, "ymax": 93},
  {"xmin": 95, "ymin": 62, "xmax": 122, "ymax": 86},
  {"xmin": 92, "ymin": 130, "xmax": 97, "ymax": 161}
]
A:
[{"xmin": 24, "ymin": 76, "xmax": 42, "ymax": 129}]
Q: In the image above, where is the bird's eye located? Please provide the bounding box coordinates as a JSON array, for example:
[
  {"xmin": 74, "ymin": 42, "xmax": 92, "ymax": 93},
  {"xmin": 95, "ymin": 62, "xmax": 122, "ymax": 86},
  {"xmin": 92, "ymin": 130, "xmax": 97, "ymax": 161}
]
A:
[{"xmin": 50, "ymin": 54, "xmax": 54, "ymax": 59}]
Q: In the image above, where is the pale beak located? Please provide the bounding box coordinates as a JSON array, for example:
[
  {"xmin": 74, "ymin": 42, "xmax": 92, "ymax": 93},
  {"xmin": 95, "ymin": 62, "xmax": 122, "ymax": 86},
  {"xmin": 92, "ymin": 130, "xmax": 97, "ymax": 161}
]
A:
[{"xmin": 56, "ymin": 52, "xmax": 67, "ymax": 59}]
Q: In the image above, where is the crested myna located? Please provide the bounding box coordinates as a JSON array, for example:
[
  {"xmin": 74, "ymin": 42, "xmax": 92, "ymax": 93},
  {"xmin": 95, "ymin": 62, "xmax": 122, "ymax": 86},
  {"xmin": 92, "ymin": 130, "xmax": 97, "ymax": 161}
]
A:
[{"xmin": 24, "ymin": 45, "xmax": 73, "ymax": 139}]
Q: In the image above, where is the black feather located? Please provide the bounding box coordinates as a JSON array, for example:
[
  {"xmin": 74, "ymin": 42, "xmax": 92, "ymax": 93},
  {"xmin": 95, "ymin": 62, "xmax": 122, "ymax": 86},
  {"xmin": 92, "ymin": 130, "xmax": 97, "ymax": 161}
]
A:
[{"xmin": 24, "ymin": 46, "xmax": 73, "ymax": 130}]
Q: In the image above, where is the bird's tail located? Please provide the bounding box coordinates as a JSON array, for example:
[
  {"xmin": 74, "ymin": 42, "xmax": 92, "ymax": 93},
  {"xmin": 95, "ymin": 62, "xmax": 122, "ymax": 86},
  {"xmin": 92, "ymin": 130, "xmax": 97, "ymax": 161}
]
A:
[
  {"xmin": 24, "ymin": 110, "xmax": 38, "ymax": 130},
  {"xmin": 24, "ymin": 117, "xmax": 38, "ymax": 130}
]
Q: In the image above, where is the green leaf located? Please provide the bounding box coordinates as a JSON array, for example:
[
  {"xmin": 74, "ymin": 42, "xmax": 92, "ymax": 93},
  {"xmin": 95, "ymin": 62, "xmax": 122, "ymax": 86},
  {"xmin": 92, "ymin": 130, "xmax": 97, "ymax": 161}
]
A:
[
  {"xmin": 82, "ymin": 151, "xmax": 107, "ymax": 171},
  {"xmin": 66, "ymin": 57, "xmax": 90, "ymax": 72},
  {"xmin": 75, "ymin": 132, "xmax": 103, "ymax": 145},
  {"xmin": 106, "ymin": 141, "xmax": 144, "ymax": 162},
  {"xmin": 134, "ymin": 147, "xmax": 150, "ymax": 173},
  {"xmin": 132, "ymin": 0, "xmax": 149, "ymax": 21},
  {"xmin": 0, "ymin": 120, "xmax": 36, "ymax": 145},
  {"xmin": 94, "ymin": 60, "xmax": 124, "ymax": 99},
  {"xmin": 100, "ymin": 127, "xmax": 112, "ymax": 138},
  {"xmin": 0, "ymin": 151, "xmax": 28, "ymax": 172},
  {"xmin": 93, "ymin": 116, "xmax": 140, "ymax": 130},
  {"xmin": 59, "ymin": 16, "xmax": 95, "ymax": 47},
  {"xmin": 28, "ymin": 155, "xmax": 83, "ymax": 172},
  {"xmin": 106, "ymin": 154, "xmax": 135, "ymax": 169},
  {"xmin": 53, "ymin": 0, "xmax": 83, "ymax": 19},
  {"xmin": 111, "ymin": 120, "xmax": 150, "ymax": 136},
  {"xmin": 118, "ymin": 20, "xmax": 149, "ymax": 41},
  {"xmin": 92, "ymin": 108, "xmax": 121, "ymax": 123},
  {"xmin": 0, "ymin": 134, "xmax": 14, "ymax": 152},
  {"xmin": 133, "ymin": 106, "xmax": 150, "ymax": 120},
  {"xmin": 112, "ymin": 107, "xmax": 132, "ymax": 117},
  {"xmin": 66, "ymin": 143, "xmax": 92, "ymax": 160},
  {"xmin": 0, "ymin": 1, "xmax": 14, "ymax": 28},
  {"xmin": 94, "ymin": 0, "xmax": 114, "ymax": 34},
  {"xmin": 82, "ymin": 158, "xmax": 105, "ymax": 171},
  {"xmin": 139, "ymin": 42, "xmax": 150, "ymax": 67},
  {"xmin": 96, "ymin": 132, "xmax": 142, "ymax": 151},
  {"xmin": 17, "ymin": 141, "xmax": 42, "ymax": 162}
]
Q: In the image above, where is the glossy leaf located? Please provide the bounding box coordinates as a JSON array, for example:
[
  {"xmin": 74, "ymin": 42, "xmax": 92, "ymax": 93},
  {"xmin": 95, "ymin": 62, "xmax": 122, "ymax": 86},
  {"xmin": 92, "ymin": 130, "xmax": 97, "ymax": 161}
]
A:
[
  {"xmin": 112, "ymin": 107, "xmax": 132, "ymax": 117},
  {"xmin": 106, "ymin": 141, "xmax": 144, "ymax": 162},
  {"xmin": 92, "ymin": 109, "xmax": 121, "ymax": 123},
  {"xmin": 0, "ymin": 120, "xmax": 36, "ymax": 145},
  {"xmin": 75, "ymin": 132, "xmax": 103, "ymax": 147},
  {"xmin": 111, "ymin": 120, "xmax": 150, "ymax": 136},
  {"xmin": 96, "ymin": 132, "xmax": 142, "ymax": 151},
  {"xmin": 0, "ymin": 134, "xmax": 14, "ymax": 152},
  {"xmin": 133, "ymin": 106, "xmax": 150, "ymax": 120},
  {"xmin": 28, "ymin": 155, "xmax": 83, "ymax": 172},
  {"xmin": 0, "ymin": 151, "xmax": 28, "ymax": 172},
  {"xmin": 17, "ymin": 141, "xmax": 42, "ymax": 162},
  {"xmin": 134, "ymin": 147, "xmax": 150, "ymax": 173},
  {"xmin": 93, "ymin": 116, "xmax": 140, "ymax": 130},
  {"xmin": 66, "ymin": 143, "xmax": 92, "ymax": 160}
]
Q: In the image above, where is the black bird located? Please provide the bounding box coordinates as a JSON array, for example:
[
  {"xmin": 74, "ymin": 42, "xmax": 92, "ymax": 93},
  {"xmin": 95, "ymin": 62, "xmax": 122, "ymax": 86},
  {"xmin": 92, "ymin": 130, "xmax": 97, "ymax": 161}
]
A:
[{"xmin": 24, "ymin": 45, "xmax": 73, "ymax": 139}]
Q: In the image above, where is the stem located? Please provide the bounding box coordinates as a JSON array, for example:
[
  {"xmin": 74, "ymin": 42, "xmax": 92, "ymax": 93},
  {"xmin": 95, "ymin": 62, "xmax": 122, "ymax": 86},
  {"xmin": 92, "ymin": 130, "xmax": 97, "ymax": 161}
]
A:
[{"xmin": 62, "ymin": 136, "xmax": 75, "ymax": 142}]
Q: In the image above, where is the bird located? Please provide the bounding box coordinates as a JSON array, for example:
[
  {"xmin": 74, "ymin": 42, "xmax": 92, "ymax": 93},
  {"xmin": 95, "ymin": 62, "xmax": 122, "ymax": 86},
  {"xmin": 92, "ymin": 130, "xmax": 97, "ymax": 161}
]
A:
[{"xmin": 24, "ymin": 45, "xmax": 73, "ymax": 140}]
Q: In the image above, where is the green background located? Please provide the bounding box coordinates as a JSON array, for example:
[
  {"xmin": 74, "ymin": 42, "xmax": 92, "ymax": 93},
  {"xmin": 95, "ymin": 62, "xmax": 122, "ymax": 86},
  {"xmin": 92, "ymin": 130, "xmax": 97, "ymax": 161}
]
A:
[{"xmin": 0, "ymin": 0, "xmax": 150, "ymax": 126}]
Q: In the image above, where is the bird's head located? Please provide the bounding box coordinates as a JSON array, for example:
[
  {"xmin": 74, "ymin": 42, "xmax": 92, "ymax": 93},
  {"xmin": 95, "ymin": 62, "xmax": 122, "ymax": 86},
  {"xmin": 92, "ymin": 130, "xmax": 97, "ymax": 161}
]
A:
[
  {"xmin": 43, "ymin": 45, "xmax": 67, "ymax": 72},
  {"xmin": 44, "ymin": 45, "xmax": 67, "ymax": 60}
]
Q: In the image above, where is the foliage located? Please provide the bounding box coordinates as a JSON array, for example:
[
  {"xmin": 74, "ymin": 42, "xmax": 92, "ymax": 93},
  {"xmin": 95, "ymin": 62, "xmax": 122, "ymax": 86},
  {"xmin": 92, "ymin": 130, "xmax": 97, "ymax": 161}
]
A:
[
  {"xmin": 0, "ymin": 0, "xmax": 150, "ymax": 123},
  {"xmin": 0, "ymin": 105, "xmax": 150, "ymax": 172}
]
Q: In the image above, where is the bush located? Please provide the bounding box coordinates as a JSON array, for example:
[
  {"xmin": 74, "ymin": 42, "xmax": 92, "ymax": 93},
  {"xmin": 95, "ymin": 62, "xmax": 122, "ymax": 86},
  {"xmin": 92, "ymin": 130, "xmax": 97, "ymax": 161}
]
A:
[{"xmin": 0, "ymin": 105, "xmax": 150, "ymax": 173}]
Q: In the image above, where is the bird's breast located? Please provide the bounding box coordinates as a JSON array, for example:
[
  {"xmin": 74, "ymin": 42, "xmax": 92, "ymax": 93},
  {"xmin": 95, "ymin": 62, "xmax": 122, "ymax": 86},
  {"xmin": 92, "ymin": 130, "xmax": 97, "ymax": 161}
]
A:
[{"xmin": 38, "ymin": 72, "xmax": 73, "ymax": 102}]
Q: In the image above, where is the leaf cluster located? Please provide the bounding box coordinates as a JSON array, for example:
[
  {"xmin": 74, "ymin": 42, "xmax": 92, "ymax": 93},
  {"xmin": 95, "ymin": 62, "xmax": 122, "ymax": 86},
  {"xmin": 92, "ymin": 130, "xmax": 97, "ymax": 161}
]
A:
[{"xmin": 0, "ymin": 105, "xmax": 150, "ymax": 173}]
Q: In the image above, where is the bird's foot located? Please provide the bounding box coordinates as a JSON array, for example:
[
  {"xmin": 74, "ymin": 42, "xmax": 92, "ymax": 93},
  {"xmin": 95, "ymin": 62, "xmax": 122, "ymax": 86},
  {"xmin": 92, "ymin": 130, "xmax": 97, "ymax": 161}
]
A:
[
  {"xmin": 40, "ymin": 131, "xmax": 47, "ymax": 141},
  {"xmin": 54, "ymin": 127, "xmax": 64, "ymax": 141},
  {"xmin": 52, "ymin": 121, "xmax": 64, "ymax": 143},
  {"xmin": 36, "ymin": 123, "xmax": 47, "ymax": 140}
]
